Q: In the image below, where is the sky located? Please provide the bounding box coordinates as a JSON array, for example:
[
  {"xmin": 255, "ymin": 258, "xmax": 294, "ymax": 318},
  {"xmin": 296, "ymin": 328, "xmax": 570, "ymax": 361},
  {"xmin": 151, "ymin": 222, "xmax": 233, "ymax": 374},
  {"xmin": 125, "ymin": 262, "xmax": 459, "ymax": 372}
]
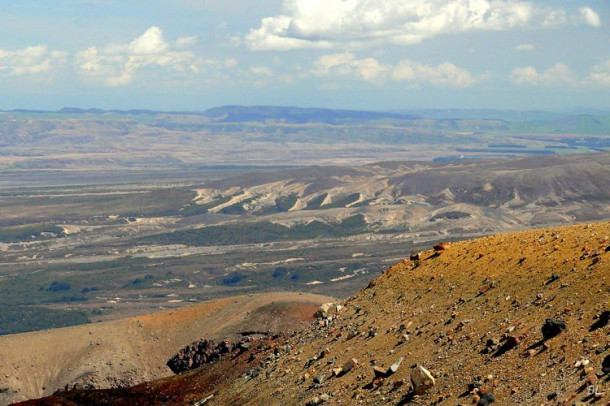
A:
[{"xmin": 1, "ymin": 0, "xmax": 609, "ymax": 111}]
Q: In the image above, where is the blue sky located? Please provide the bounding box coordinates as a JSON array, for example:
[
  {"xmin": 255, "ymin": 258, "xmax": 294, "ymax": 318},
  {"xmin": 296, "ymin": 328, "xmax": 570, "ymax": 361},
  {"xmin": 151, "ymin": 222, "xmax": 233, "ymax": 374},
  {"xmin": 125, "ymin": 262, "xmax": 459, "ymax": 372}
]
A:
[{"xmin": 1, "ymin": 0, "xmax": 609, "ymax": 111}]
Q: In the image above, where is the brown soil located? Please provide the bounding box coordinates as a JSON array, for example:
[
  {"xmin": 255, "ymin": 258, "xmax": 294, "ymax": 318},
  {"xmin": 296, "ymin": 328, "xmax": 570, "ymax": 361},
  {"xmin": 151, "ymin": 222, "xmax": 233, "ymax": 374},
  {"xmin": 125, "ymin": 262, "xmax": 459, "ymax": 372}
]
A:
[
  {"xmin": 13, "ymin": 221, "xmax": 610, "ymax": 405},
  {"xmin": 0, "ymin": 292, "xmax": 331, "ymax": 405}
]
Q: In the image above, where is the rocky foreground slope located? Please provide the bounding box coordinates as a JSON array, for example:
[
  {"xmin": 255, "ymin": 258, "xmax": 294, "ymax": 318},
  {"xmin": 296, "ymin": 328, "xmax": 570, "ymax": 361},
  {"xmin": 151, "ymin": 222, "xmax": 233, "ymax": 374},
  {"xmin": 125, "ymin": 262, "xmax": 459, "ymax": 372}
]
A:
[{"xmin": 18, "ymin": 222, "xmax": 610, "ymax": 405}]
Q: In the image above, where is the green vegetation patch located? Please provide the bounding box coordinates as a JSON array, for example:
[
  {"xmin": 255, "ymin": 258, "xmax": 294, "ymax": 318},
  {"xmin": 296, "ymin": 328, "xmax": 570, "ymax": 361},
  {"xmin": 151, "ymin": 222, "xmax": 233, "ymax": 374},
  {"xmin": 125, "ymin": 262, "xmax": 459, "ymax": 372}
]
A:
[
  {"xmin": 305, "ymin": 193, "xmax": 328, "ymax": 210},
  {"xmin": 325, "ymin": 193, "xmax": 361, "ymax": 209},
  {"xmin": 275, "ymin": 194, "xmax": 299, "ymax": 212},
  {"xmin": 0, "ymin": 224, "xmax": 65, "ymax": 243},
  {"xmin": 219, "ymin": 197, "xmax": 257, "ymax": 215},
  {"xmin": 0, "ymin": 305, "xmax": 90, "ymax": 335},
  {"xmin": 141, "ymin": 214, "xmax": 368, "ymax": 247},
  {"xmin": 429, "ymin": 211, "xmax": 472, "ymax": 222}
]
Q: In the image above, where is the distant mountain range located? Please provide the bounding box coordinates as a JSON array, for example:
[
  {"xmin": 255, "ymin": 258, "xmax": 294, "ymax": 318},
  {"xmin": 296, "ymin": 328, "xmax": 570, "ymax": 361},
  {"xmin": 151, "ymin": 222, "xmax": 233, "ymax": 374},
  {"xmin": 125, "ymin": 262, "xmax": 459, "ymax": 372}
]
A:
[{"xmin": 3, "ymin": 105, "xmax": 609, "ymax": 123}]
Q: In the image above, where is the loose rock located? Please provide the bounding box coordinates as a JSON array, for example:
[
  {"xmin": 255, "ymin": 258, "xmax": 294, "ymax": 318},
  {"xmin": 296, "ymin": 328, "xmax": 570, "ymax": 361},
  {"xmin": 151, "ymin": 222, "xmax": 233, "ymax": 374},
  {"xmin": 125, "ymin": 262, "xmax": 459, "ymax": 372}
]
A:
[
  {"xmin": 602, "ymin": 354, "xmax": 610, "ymax": 374},
  {"xmin": 477, "ymin": 391, "xmax": 495, "ymax": 405},
  {"xmin": 387, "ymin": 357, "xmax": 403, "ymax": 376},
  {"xmin": 341, "ymin": 358, "xmax": 358, "ymax": 374},
  {"xmin": 410, "ymin": 364, "xmax": 436, "ymax": 395},
  {"xmin": 541, "ymin": 318, "xmax": 566, "ymax": 340}
]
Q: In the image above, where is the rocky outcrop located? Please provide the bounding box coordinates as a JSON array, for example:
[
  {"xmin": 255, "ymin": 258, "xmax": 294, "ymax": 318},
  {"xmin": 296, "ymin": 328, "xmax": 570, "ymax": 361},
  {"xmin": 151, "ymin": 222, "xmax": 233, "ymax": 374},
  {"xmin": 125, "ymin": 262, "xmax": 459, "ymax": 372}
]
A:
[{"xmin": 167, "ymin": 337, "xmax": 261, "ymax": 374}]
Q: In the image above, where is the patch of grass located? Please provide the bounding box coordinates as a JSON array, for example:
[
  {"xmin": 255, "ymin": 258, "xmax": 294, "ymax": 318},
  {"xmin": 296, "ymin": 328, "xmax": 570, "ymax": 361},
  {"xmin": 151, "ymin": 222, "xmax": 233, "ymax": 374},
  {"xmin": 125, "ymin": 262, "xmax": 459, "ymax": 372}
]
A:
[
  {"xmin": 305, "ymin": 193, "xmax": 328, "ymax": 210},
  {"xmin": 429, "ymin": 211, "xmax": 472, "ymax": 222},
  {"xmin": 325, "ymin": 193, "xmax": 361, "ymax": 209},
  {"xmin": 0, "ymin": 305, "xmax": 90, "ymax": 335},
  {"xmin": 141, "ymin": 214, "xmax": 369, "ymax": 247},
  {"xmin": 219, "ymin": 197, "xmax": 257, "ymax": 215},
  {"xmin": 275, "ymin": 194, "xmax": 299, "ymax": 212},
  {"xmin": 0, "ymin": 224, "xmax": 65, "ymax": 243}
]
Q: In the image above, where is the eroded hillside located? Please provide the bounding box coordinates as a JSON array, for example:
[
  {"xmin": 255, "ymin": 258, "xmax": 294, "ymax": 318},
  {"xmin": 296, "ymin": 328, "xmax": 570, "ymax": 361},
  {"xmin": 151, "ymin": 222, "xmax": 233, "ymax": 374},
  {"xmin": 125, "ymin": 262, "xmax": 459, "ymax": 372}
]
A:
[
  {"xmin": 2, "ymin": 154, "xmax": 609, "ymax": 336},
  {"xmin": 25, "ymin": 221, "xmax": 610, "ymax": 405},
  {"xmin": 0, "ymin": 292, "xmax": 330, "ymax": 405}
]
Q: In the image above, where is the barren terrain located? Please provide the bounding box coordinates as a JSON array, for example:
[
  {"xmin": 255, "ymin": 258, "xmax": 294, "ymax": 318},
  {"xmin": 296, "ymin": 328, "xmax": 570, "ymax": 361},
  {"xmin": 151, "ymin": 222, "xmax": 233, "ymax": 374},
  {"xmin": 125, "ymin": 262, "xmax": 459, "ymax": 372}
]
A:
[
  {"xmin": 0, "ymin": 292, "xmax": 330, "ymax": 405},
  {"xmin": 21, "ymin": 221, "xmax": 610, "ymax": 405}
]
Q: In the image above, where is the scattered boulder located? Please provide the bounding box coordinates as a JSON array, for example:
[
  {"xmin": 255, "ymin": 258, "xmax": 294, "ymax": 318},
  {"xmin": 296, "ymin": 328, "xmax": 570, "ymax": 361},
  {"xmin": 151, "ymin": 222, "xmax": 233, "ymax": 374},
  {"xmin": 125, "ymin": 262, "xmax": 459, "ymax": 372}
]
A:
[
  {"xmin": 315, "ymin": 303, "xmax": 335, "ymax": 319},
  {"xmin": 306, "ymin": 394, "xmax": 329, "ymax": 405},
  {"xmin": 433, "ymin": 242, "xmax": 451, "ymax": 252},
  {"xmin": 388, "ymin": 357, "xmax": 403, "ymax": 376},
  {"xmin": 307, "ymin": 396, "xmax": 321, "ymax": 405},
  {"xmin": 482, "ymin": 338, "xmax": 499, "ymax": 354},
  {"xmin": 589, "ymin": 310, "xmax": 609, "ymax": 331},
  {"xmin": 544, "ymin": 274, "xmax": 559, "ymax": 285},
  {"xmin": 410, "ymin": 364, "xmax": 435, "ymax": 395},
  {"xmin": 341, "ymin": 358, "xmax": 358, "ymax": 374},
  {"xmin": 477, "ymin": 391, "xmax": 495, "ymax": 405},
  {"xmin": 602, "ymin": 354, "xmax": 610, "ymax": 374},
  {"xmin": 372, "ymin": 357, "xmax": 403, "ymax": 378},
  {"xmin": 167, "ymin": 337, "xmax": 256, "ymax": 374},
  {"xmin": 541, "ymin": 318, "xmax": 566, "ymax": 340},
  {"xmin": 373, "ymin": 366, "xmax": 388, "ymax": 378},
  {"xmin": 493, "ymin": 335, "xmax": 520, "ymax": 357},
  {"xmin": 245, "ymin": 369, "xmax": 260, "ymax": 379},
  {"xmin": 410, "ymin": 252, "xmax": 422, "ymax": 261}
]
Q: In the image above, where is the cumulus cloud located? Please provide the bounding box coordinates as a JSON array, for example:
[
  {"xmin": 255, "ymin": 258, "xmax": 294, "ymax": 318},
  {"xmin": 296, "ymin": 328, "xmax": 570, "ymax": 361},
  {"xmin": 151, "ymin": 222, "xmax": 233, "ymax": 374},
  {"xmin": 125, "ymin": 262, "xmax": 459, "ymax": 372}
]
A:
[
  {"xmin": 76, "ymin": 26, "xmax": 226, "ymax": 86},
  {"xmin": 246, "ymin": 0, "xmax": 599, "ymax": 51},
  {"xmin": 312, "ymin": 53, "xmax": 387, "ymax": 81},
  {"xmin": 0, "ymin": 45, "xmax": 67, "ymax": 76},
  {"xmin": 588, "ymin": 60, "xmax": 610, "ymax": 86},
  {"xmin": 514, "ymin": 44, "xmax": 535, "ymax": 51},
  {"xmin": 250, "ymin": 65, "xmax": 274, "ymax": 77},
  {"xmin": 579, "ymin": 7, "xmax": 601, "ymax": 27},
  {"xmin": 312, "ymin": 53, "xmax": 478, "ymax": 87},
  {"xmin": 510, "ymin": 63, "xmax": 575, "ymax": 85},
  {"xmin": 392, "ymin": 60, "xmax": 478, "ymax": 87}
]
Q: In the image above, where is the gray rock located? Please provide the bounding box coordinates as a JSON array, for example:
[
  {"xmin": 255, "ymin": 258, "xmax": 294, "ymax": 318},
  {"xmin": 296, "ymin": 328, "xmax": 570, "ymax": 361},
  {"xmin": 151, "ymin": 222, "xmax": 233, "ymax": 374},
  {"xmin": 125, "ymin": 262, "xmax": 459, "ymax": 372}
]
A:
[
  {"xmin": 477, "ymin": 391, "xmax": 495, "ymax": 405},
  {"xmin": 541, "ymin": 318, "xmax": 566, "ymax": 340},
  {"xmin": 341, "ymin": 358, "xmax": 358, "ymax": 374}
]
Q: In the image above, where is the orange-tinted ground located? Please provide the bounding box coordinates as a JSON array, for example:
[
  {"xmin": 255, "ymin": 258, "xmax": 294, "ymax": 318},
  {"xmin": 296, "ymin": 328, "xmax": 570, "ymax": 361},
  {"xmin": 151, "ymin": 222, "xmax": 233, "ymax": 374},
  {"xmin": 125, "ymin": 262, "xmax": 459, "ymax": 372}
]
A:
[
  {"xmin": 14, "ymin": 221, "xmax": 610, "ymax": 405},
  {"xmin": 0, "ymin": 292, "xmax": 331, "ymax": 405}
]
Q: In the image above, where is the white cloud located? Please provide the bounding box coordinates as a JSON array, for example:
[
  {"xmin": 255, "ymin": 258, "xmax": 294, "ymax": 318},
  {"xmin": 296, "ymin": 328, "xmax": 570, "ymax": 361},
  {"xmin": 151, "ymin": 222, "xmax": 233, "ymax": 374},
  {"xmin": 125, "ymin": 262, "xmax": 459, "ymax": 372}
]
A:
[
  {"xmin": 250, "ymin": 65, "xmax": 273, "ymax": 77},
  {"xmin": 246, "ymin": 0, "xmax": 599, "ymax": 51},
  {"xmin": 76, "ymin": 26, "xmax": 229, "ymax": 86},
  {"xmin": 588, "ymin": 60, "xmax": 610, "ymax": 86},
  {"xmin": 174, "ymin": 36, "xmax": 199, "ymax": 49},
  {"xmin": 392, "ymin": 60, "xmax": 478, "ymax": 87},
  {"xmin": 312, "ymin": 53, "xmax": 387, "ymax": 81},
  {"xmin": 0, "ymin": 45, "xmax": 67, "ymax": 76},
  {"xmin": 579, "ymin": 7, "xmax": 601, "ymax": 27},
  {"xmin": 510, "ymin": 63, "xmax": 575, "ymax": 85},
  {"xmin": 312, "ymin": 53, "xmax": 478, "ymax": 87},
  {"xmin": 514, "ymin": 44, "xmax": 535, "ymax": 51},
  {"xmin": 224, "ymin": 58, "xmax": 239, "ymax": 68}
]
